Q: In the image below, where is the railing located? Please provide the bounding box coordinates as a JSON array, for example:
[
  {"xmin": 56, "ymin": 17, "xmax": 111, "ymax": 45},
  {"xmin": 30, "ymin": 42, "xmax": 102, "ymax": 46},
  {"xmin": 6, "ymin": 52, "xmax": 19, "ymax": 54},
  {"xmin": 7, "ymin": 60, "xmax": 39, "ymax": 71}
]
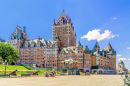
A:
[{"xmin": 20, "ymin": 63, "xmax": 52, "ymax": 70}]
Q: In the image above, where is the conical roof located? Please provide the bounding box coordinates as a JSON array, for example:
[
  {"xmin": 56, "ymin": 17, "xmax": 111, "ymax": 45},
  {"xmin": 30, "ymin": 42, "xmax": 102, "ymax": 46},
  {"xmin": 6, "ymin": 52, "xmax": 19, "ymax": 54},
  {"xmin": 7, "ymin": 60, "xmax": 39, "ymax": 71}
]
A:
[
  {"xmin": 106, "ymin": 43, "xmax": 112, "ymax": 51},
  {"xmin": 76, "ymin": 41, "xmax": 83, "ymax": 47},
  {"xmin": 84, "ymin": 46, "xmax": 89, "ymax": 51},
  {"xmin": 118, "ymin": 60, "xmax": 124, "ymax": 64},
  {"xmin": 94, "ymin": 41, "xmax": 100, "ymax": 48},
  {"xmin": 84, "ymin": 46, "xmax": 89, "ymax": 53},
  {"xmin": 67, "ymin": 15, "xmax": 71, "ymax": 23},
  {"xmin": 56, "ymin": 10, "xmax": 67, "ymax": 24},
  {"xmin": 53, "ymin": 18, "xmax": 55, "ymax": 25}
]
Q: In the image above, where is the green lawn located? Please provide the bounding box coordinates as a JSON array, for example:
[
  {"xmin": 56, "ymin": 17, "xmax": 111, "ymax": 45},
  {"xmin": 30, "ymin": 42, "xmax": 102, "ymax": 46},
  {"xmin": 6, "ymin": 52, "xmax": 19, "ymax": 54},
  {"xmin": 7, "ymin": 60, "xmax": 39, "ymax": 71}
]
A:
[
  {"xmin": 0, "ymin": 65, "xmax": 29, "ymax": 70},
  {"xmin": 0, "ymin": 70, "xmax": 53, "ymax": 75},
  {"xmin": 0, "ymin": 65, "xmax": 53, "ymax": 75}
]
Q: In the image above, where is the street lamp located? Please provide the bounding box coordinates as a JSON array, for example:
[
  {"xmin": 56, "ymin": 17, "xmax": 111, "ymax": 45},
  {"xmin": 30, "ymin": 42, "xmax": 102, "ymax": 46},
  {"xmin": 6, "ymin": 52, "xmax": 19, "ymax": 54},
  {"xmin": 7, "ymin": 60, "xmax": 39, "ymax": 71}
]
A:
[{"xmin": 5, "ymin": 60, "xmax": 7, "ymax": 76}]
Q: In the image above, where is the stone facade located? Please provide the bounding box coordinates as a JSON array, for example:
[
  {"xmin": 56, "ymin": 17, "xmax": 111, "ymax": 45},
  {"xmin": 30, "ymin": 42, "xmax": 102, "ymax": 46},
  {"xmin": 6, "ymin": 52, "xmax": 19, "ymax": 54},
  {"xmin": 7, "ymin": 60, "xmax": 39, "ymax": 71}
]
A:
[
  {"xmin": 116, "ymin": 60, "xmax": 128, "ymax": 74},
  {"xmin": 7, "ymin": 10, "xmax": 117, "ymax": 73}
]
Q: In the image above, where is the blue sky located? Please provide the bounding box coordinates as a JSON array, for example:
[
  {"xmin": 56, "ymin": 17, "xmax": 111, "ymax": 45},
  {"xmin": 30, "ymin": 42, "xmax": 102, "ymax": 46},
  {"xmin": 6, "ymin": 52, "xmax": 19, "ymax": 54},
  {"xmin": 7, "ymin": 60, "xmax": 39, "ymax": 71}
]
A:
[{"xmin": 0, "ymin": 0, "xmax": 130, "ymax": 70}]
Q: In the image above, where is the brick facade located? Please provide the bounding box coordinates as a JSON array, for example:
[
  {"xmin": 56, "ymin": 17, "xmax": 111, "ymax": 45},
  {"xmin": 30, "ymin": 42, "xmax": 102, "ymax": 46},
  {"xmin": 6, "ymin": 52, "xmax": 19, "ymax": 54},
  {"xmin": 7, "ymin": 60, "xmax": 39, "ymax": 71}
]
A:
[{"xmin": 7, "ymin": 10, "xmax": 116, "ymax": 73}]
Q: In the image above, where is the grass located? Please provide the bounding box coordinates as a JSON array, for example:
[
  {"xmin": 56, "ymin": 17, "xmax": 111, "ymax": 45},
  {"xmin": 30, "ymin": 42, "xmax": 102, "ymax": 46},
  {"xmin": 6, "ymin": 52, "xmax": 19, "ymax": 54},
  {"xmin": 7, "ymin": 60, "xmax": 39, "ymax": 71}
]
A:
[
  {"xmin": 0, "ymin": 70, "xmax": 53, "ymax": 75},
  {"xmin": 0, "ymin": 65, "xmax": 29, "ymax": 70},
  {"xmin": 0, "ymin": 65, "xmax": 53, "ymax": 75}
]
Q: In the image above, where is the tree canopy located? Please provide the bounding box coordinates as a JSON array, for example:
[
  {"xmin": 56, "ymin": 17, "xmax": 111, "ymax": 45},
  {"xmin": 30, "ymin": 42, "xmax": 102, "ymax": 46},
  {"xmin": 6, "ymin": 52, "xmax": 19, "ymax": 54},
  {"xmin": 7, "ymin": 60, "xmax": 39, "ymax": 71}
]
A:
[{"xmin": 0, "ymin": 42, "xmax": 19, "ymax": 63}]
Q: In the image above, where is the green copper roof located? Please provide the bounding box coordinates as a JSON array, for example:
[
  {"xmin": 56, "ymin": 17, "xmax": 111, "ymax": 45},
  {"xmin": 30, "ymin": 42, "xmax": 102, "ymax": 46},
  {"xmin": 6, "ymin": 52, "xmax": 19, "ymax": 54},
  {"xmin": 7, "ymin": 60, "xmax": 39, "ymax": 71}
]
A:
[
  {"xmin": 106, "ymin": 43, "xmax": 113, "ymax": 51},
  {"xmin": 76, "ymin": 41, "xmax": 83, "ymax": 47},
  {"xmin": 118, "ymin": 60, "xmax": 124, "ymax": 64},
  {"xmin": 84, "ymin": 46, "xmax": 90, "ymax": 54},
  {"xmin": 94, "ymin": 41, "xmax": 100, "ymax": 48},
  {"xmin": 59, "ymin": 46, "xmax": 75, "ymax": 53}
]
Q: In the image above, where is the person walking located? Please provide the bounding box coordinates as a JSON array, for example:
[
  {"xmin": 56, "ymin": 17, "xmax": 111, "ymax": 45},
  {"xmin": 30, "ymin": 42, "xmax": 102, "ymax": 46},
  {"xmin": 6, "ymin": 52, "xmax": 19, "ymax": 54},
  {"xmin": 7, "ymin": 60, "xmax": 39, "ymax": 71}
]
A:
[{"xmin": 121, "ymin": 73, "xmax": 123, "ymax": 79}]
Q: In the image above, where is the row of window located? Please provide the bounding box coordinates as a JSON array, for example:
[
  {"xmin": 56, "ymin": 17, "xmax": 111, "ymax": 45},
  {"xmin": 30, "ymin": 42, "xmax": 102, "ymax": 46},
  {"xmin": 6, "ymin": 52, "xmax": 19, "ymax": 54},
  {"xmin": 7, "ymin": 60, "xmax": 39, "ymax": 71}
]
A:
[{"xmin": 46, "ymin": 64, "xmax": 56, "ymax": 66}]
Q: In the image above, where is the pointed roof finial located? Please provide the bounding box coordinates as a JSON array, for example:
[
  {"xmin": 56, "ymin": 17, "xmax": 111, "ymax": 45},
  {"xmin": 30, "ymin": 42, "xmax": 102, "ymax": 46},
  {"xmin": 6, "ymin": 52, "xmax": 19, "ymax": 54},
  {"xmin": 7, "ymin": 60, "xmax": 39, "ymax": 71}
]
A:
[
  {"xmin": 63, "ymin": 8, "xmax": 64, "ymax": 12},
  {"xmin": 94, "ymin": 40, "xmax": 100, "ymax": 48},
  {"xmin": 109, "ymin": 39, "xmax": 110, "ymax": 44},
  {"xmin": 76, "ymin": 40, "xmax": 83, "ymax": 47},
  {"xmin": 53, "ymin": 17, "xmax": 55, "ymax": 25}
]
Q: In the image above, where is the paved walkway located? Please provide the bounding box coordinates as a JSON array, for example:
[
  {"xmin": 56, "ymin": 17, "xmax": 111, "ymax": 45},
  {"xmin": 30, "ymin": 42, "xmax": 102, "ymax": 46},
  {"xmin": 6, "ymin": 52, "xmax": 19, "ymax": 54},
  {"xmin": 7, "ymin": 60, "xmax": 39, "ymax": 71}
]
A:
[{"xmin": 0, "ymin": 75, "xmax": 124, "ymax": 86}]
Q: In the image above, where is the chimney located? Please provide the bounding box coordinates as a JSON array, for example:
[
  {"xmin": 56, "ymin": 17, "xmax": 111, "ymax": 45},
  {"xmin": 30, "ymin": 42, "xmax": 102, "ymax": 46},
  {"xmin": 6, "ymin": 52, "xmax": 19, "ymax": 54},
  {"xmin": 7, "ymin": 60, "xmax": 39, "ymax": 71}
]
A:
[
  {"xmin": 23, "ymin": 26, "xmax": 26, "ymax": 33},
  {"xmin": 38, "ymin": 36, "xmax": 40, "ymax": 39}
]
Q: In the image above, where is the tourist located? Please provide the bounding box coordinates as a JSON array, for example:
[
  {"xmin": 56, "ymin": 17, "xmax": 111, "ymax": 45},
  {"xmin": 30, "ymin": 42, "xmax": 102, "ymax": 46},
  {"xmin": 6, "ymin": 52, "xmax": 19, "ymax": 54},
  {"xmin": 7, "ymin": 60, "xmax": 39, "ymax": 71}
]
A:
[
  {"xmin": 73, "ymin": 71, "xmax": 74, "ymax": 75},
  {"xmin": 44, "ymin": 72, "xmax": 46, "ymax": 75},
  {"xmin": 121, "ymin": 73, "xmax": 123, "ymax": 79},
  {"xmin": 71, "ymin": 71, "xmax": 72, "ymax": 75}
]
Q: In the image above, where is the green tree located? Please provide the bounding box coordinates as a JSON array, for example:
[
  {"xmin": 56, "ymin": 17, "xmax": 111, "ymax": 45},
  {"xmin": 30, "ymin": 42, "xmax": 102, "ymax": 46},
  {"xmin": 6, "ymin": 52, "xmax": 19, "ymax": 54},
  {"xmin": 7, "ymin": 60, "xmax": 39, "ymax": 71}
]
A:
[
  {"xmin": 0, "ymin": 42, "xmax": 19, "ymax": 63},
  {"xmin": 0, "ymin": 57, "xmax": 3, "ymax": 64}
]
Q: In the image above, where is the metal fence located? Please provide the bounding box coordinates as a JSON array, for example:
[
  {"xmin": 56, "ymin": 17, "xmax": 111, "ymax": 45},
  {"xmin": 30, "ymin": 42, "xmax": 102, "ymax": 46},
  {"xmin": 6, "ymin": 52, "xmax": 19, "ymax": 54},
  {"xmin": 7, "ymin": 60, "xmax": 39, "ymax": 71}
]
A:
[{"xmin": 20, "ymin": 63, "xmax": 52, "ymax": 70}]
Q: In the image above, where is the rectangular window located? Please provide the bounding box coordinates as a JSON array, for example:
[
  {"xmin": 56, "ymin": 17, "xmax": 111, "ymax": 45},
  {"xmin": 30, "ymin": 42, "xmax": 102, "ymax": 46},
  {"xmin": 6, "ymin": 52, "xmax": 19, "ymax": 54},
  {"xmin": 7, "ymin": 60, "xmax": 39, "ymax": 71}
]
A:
[{"xmin": 86, "ymin": 55, "xmax": 89, "ymax": 58}]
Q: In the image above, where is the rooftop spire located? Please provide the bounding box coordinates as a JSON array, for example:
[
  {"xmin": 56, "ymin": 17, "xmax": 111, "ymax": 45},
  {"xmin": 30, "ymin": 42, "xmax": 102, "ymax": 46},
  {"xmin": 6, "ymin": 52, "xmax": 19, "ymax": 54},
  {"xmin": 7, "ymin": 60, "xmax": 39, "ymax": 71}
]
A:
[
  {"xmin": 105, "ymin": 42, "xmax": 113, "ymax": 51},
  {"xmin": 76, "ymin": 40, "xmax": 83, "ymax": 47},
  {"xmin": 67, "ymin": 15, "xmax": 71, "ymax": 23},
  {"xmin": 56, "ymin": 10, "xmax": 67, "ymax": 24},
  {"xmin": 94, "ymin": 40, "xmax": 100, "ymax": 50},
  {"xmin": 53, "ymin": 17, "xmax": 55, "ymax": 25}
]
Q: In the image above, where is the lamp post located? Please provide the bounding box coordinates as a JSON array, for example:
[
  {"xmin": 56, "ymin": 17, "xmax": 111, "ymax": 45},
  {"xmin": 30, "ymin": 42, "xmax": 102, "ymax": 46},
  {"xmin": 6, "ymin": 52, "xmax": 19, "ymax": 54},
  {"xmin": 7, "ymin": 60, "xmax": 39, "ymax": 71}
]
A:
[{"xmin": 5, "ymin": 60, "xmax": 7, "ymax": 75}]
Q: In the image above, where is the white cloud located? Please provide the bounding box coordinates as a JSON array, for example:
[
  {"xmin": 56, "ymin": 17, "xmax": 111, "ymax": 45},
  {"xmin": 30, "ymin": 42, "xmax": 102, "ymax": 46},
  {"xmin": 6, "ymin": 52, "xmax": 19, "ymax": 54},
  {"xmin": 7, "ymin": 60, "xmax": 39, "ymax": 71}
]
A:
[
  {"xmin": 117, "ymin": 54, "xmax": 122, "ymax": 57},
  {"xmin": 127, "ymin": 47, "xmax": 130, "ymax": 49},
  {"xmin": 110, "ymin": 17, "xmax": 117, "ymax": 21},
  {"xmin": 117, "ymin": 35, "xmax": 119, "ymax": 37},
  {"xmin": 113, "ymin": 17, "xmax": 117, "ymax": 20},
  {"xmin": 125, "ymin": 42, "xmax": 128, "ymax": 44},
  {"xmin": 118, "ymin": 58, "xmax": 127, "ymax": 61},
  {"xmin": 81, "ymin": 29, "xmax": 119, "ymax": 41},
  {"xmin": 128, "ymin": 59, "xmax": 130, "ymax": 60}
]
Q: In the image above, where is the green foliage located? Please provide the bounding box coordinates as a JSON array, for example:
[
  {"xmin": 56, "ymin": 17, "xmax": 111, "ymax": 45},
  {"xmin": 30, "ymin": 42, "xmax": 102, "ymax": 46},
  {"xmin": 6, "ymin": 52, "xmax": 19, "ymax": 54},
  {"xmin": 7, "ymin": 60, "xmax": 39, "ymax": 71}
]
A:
[
  {"xmin": 0, "ymin": 65, "xmax": 28, "ymax": 70},
  {"xmin": 0, "ymin": 42, "xmax": 19, "ymax": 63},
  {"xmin": 0, "ymin": 57, "xmax": 3, "ymax": 64}
]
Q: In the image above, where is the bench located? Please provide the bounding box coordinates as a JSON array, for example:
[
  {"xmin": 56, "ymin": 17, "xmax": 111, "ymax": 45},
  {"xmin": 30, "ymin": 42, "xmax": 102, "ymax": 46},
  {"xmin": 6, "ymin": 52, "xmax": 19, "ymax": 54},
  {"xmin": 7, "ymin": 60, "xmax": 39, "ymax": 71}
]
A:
[
  {"xmin": 0, "ymin": 74, "xmax": 10, "ymax": 77},
  {"xmin": 60, "ymin": 73, "xmax": 65, "ymax": 75},
  {"xmin": 21, "ymin": 74, "xmax": 30, "ymax": 76}
]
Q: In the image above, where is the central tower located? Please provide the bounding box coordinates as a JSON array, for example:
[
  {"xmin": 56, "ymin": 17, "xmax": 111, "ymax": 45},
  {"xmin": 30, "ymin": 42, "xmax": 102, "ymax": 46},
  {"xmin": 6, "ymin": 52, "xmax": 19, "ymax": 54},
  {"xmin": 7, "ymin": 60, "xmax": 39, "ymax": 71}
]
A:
[{"xmin": 52, "ymin": 10, "xmax": 76, "ymax": 47}]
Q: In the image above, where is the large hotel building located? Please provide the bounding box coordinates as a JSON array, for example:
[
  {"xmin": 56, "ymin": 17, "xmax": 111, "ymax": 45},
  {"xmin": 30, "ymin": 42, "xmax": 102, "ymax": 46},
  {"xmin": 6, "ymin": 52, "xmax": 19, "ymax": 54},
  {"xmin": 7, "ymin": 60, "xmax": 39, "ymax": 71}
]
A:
[{"xmin": 7, "ymin": 10, "xmax": 116, "ymax": 73}]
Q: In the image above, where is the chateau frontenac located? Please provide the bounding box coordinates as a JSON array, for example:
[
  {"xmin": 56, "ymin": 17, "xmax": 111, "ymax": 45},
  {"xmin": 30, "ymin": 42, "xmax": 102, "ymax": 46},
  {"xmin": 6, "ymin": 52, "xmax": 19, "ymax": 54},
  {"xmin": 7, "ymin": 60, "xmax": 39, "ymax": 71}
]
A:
[{"xmin": 7, "ymin": 10, "xmax": 116, "ymax": 73}]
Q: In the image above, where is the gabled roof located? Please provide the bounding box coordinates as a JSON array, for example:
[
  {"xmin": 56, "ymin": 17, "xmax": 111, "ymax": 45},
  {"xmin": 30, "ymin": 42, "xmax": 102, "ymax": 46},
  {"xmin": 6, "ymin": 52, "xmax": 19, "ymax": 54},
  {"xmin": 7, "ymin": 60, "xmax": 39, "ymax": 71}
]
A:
[{"xmin": 59, "ymin": 46, "xmax": 75, "ymax": 53}]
